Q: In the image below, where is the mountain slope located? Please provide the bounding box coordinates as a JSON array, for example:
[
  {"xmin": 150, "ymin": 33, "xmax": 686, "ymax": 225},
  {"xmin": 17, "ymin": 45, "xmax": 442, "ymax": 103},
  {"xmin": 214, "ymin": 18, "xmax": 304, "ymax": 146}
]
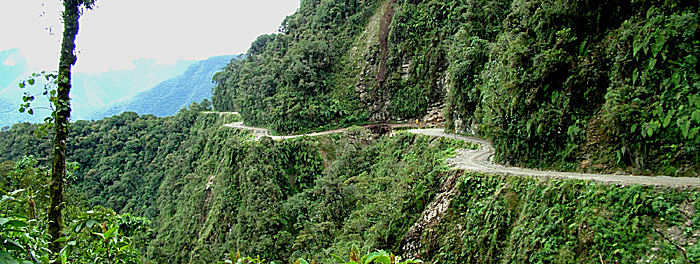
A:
[
  {"xmin": 91, "ymin": 55, "xmax": 240, "ymax": 119},
  {"xmin": 0, "ymin": 52, "xmax": 194, "ymax": 126},
  {"xmin": 212, "ymin": 0, "xmax": 699, "ymax": 175},
  {"xmin": 0, "ymin": 111, "xmax": 696, "ymax": 263},
  {"xmin": 70, "ymin": 59, "xmax": 194, "ymax": 115},
  {"xmin": 0, "ymin": 0, "xmax": 698, "ymax": 263}
]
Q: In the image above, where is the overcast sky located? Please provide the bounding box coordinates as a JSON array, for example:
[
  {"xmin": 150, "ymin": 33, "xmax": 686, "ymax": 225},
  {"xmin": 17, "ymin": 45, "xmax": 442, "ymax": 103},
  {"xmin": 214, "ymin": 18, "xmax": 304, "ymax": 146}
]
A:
[{"xmin": 0, "ymin": 0, "xmax": 300, "ymax": 73}]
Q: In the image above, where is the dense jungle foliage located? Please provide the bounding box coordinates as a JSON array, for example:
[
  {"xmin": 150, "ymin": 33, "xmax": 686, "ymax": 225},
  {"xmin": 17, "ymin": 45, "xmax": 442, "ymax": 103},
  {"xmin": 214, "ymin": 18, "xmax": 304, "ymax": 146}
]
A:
[
  {"xmin": 212, "ymin": 0, "xmax": 382, "ymax": 134},
  {"xmin": 2, "ymin": 0, "xmax": 699, "ymax": 262},
  {"xmin": 0, "ymin": 156, "xmax": 149, "ymax": 263},
  {"xmin": 212, "ymin": 0, "xmax": 698, "ymax": 175},
  {"xmin": 1, "ymin": 111, "xmax": 697, "ymax": 263},
  {"xmin": 1, "ymin": 105, "xmax": 469, "ymax": 262}
]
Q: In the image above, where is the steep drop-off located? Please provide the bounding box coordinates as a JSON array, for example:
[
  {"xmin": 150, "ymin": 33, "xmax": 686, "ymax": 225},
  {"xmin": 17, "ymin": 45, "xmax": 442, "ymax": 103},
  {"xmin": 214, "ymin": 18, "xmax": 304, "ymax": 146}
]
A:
[
  {"xmin": 1, "ymin": 111, "xmax": 698, "ymax": 263},
  {"xmin": 212, "ymin": 0, "xmax": 698, "ymax": 175},
  {"xmin": 0, "ymin": 0, "xmax": 698, "ymax": 263}
]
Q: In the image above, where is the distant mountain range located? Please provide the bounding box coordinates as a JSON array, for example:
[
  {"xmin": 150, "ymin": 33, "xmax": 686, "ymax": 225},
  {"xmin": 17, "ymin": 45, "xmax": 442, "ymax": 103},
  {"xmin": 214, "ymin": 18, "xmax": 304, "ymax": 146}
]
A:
[
  {"xmin": 90, "ymin": 55, "xmax": 240, "ymax": 119},
  {"xmin": 0, "ymin": 49, "xmax": 238, "ymax": 128}
]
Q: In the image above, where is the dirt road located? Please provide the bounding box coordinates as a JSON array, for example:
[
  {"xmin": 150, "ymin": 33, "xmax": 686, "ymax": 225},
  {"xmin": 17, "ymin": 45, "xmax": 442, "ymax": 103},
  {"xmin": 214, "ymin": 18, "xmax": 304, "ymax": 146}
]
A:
[
  {"xmin": 201, "ymin": 111, "xmax": 239, "ymax": 116},
  {"xmin": 224, "ymin": 122, "xmax": 417, "ymax": 140},
  {"xmin": 408, "ymin": 129, "xmax": 700, "ymax": 187},
  {"xmin": 224, "ymin": 122, "xmax": 700, "ymax": 187}
]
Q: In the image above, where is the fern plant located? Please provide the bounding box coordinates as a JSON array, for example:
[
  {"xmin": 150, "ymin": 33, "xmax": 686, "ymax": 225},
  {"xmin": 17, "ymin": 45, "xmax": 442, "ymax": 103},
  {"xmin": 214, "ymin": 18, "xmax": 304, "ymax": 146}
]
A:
[
  {"xmin": 328, "ymin": 250, "xmax": 422, "ymax": 264},
  {"xmin": 220, "ymin": 250, "xmax": 421, "ymax": 264}
]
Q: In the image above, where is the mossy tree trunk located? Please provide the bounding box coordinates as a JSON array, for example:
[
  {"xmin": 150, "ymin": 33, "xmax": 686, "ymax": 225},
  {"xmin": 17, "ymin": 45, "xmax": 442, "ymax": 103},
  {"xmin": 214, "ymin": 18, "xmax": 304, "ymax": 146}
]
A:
[{"xmin": 49, "ymin": 0, "xmax": 91, "ymax": 254}]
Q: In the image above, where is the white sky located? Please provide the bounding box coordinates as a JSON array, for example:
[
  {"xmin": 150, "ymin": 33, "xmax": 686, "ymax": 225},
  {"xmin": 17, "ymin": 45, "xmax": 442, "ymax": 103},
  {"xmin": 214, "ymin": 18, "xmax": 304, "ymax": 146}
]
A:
[{"xmin": 0, "ymin": 0, "xmax": 300, "ymax": 73}]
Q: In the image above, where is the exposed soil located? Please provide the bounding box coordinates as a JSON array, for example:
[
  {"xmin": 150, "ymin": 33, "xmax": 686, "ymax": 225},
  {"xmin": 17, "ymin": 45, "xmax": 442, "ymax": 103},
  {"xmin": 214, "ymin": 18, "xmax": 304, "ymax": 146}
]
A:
[{"xmin": 375, "ymin": 0, "xmax": 396, "ymax": 86}]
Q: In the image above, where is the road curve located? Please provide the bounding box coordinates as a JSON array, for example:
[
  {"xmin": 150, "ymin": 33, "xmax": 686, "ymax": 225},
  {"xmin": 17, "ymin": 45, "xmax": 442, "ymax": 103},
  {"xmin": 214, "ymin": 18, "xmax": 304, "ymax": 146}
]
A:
[
  {"xmin": 224, "ymin": 122, "xmax": 419, "ymax": 140},
  {"xmin": 408, "ymin": 129, "xmax": 700, "ymax": 188},
  {"xmin": 201, "ymin": 111, "xmax": 239, "ymax": 116},
  {"xmin": 224, "ymin": 122, "xmax": 348, "ymax": 140},
  {"xmin": 224, "ymin": 121, "xmax": 700, "ymax": 187}
]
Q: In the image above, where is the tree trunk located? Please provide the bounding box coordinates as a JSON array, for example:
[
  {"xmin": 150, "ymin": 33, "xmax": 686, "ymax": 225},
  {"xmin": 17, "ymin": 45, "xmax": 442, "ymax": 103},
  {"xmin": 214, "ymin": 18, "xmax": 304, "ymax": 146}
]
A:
[{"xmin": 49, "ymin": 0, "xmax": 81, "ymax": 255}]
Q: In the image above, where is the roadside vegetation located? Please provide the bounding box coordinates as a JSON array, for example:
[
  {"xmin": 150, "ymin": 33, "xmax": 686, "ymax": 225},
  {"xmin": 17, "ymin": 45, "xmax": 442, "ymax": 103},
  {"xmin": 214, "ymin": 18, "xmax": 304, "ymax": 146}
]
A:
[
  {"xmin": 1, "ymin": 110, "xmax": 696, "ymax": 263},
  {"xmin": 213, "ymin": 0, "xmax": 698, "ymax": 175},
  {"xmin": 1, "ymin": 0, "xmax": 697, "ymax": 263}
]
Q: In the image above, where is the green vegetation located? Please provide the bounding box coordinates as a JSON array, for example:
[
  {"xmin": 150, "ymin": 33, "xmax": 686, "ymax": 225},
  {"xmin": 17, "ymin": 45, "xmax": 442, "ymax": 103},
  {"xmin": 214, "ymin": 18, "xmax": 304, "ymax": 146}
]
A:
[
  {"xmin": 0, "ymin": 101, "xmax": 233, "ymax": 218},
  {"xmin": 93, "ymin": 55, "xmax": 241, "ymax": 119},
  {"xmin": 1, "ymin": 111, "xmax": 696, "ymax": 263},
  {"xmin": 219, "ymin": 250, "xmax": 421, "ymax": 264},
  {"xmin": 432, "ymin": 173, "xmax": 699, "ymax": 263},
  {"xmin": 0, "ymin": 157, "xmax": 148, "ymax": 263},
  {"xmin": 212, "ymin": 0, "xmax": 698, "ymax": 175},
  {"xmin": 1, "ymin": 0, "xmax": 698, "ymax": 263},
  {"xmin": 212, "ymin": 0, "xmax": 381, "ymax": 134},
  {"xmin": 0, "ymin": 110, "xmax": 472, "ymax": 262},
  {"xmin": 441, "ymin": 0, "xmax": 699, "ymax": 175}
]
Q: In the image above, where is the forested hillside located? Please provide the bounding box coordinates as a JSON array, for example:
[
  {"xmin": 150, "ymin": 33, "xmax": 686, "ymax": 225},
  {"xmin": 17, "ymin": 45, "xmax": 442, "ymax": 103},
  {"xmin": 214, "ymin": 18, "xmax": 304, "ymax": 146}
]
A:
[
  {"xmin": 213, "ymin": 0, "xmax": 698, "ymax": 175},
  {"xmin": 1, "ymin": 0, "xmax": 698, "ymax": 263},
  {"xmin": 0, "ymin": 53, "xmax": 194, "ymax": 126},
  {"xmin": 1, "ymin": 109, "xmax": 697, "ymax": 263},
  {"xmin": 91, "ymin": 55, "xmax": 241, "ymax": 119}
]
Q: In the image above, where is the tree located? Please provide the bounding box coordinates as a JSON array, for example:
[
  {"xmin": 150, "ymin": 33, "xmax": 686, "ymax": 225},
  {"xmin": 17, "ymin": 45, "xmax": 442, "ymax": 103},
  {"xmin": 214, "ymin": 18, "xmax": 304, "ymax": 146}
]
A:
[{"xmin": 49, "ymin": 0, "xmax": 95, "ymax": 255}]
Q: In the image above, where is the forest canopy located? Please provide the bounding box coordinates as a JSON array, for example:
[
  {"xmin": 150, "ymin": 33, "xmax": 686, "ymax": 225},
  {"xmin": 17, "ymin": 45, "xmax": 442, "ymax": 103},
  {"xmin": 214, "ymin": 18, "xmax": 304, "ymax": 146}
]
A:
[{"xmin": 213, "ymin": 0, "xmax": 698, "ymax": 175}]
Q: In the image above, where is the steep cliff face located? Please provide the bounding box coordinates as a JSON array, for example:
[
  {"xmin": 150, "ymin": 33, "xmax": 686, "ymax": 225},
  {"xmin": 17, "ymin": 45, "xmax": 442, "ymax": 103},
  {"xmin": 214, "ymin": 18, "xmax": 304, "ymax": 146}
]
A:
[
  {"xmin": 0, "ymin": 0, "xmax": 697, "ymax": 263},
  {"xmin": 213, "ymin": 0, "xmax": 698, "ymax": 175},
  {"xmin": 1, "ymin": 111, "xmax": 697, "ymax": 263},
  {"xmin": 344, "ymin": 0, "xmax": 449, "ymax": 122},
  {"xmin": 338, "ymin": 0, "xmax": 396, "ymax": 121}
]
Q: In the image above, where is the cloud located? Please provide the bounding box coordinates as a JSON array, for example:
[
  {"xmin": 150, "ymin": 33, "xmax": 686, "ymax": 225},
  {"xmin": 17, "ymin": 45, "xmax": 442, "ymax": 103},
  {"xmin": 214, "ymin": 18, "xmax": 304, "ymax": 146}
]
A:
[
  {"xmin": 1, "ymin": 0, "xmax": 300, "ymax": 73},
  {"xmin": 2, "ymin": 59, "xmax": 15, "ymax": 66}
]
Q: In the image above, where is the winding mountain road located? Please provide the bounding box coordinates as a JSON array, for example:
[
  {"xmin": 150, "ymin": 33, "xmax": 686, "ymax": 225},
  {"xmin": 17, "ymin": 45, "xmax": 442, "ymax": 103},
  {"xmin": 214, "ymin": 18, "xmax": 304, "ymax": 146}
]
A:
[
  {"xmin": 201, "ymin": 111, "xmax": 239, "ymax": 116},
  {"xmin": 224, "ymin": 122, "xmax": 417, "ymax": 140},
  {"xmin": 407, "ymin": 129, "xmax": 700, "ymax": 188},
  {"xmin": 224, "ymin": 121, "xmax": 700, "ymax": 187}
]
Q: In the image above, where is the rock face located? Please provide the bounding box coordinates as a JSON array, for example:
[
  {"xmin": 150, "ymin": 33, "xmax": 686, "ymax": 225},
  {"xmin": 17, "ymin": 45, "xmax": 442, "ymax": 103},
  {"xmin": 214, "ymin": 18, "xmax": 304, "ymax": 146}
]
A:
[
  {"xmin": 401, "ymin": 171, "xmax": 460, "ymax": 259},
  {"xmin": 350, "ymin": 0, "xmax": 397, "ymax": 122},
  {"xmin": 366, "ymin": 124, "xmax": 392, "ymax": 138},
  {"xmin": 350, "ymin": 0, "xmax": 451, "ymax": 123}
]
